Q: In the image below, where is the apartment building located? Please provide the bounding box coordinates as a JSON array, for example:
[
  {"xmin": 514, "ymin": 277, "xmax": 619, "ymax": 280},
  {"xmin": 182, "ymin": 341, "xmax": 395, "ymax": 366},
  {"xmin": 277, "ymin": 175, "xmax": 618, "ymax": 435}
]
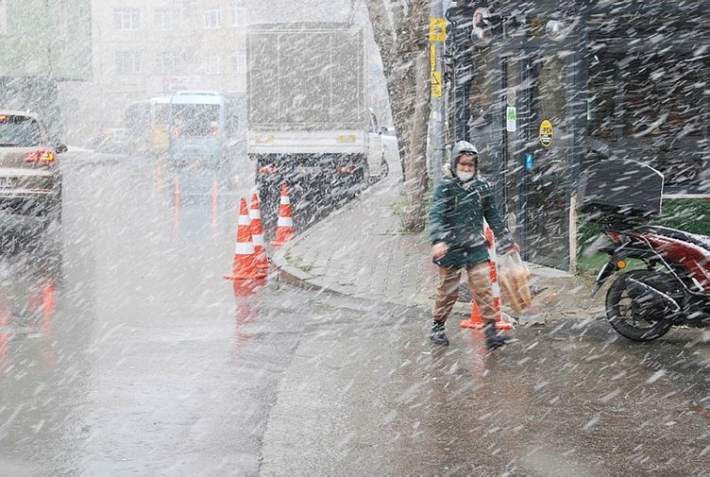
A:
[
  {"xmin": 0, "ymin": 0, "xmax": 91, "ymax": 80},
  {"xmin": 73, "ymin": 0, "xmax": 385, "ymax": 140},
  {"xmin": 62, "ymin": 1, "xmax": 248, "ymax": 138},
  {"xmin": 0, "ymin": 0, "xmax": 90, "ymax": 138},
  {"xmin": 93, "ymin": 1, "xmax": 248, "ymax": 94},
  {"xmin": 0, "ymin": 0, "xmax": 387, "ymax": 143}
]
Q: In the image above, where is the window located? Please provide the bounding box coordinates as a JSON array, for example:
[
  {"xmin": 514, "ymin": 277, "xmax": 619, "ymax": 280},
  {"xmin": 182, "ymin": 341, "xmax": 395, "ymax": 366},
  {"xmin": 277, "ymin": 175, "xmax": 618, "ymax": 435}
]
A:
[
  {"xmin": 204, "ymin": 8, "xmax": 220, "ymax": 29},
  {"xmin": 154, "ymin": 8, "xmax": 176, "ymax": 31},
  {"xmin": 0, "ymin": 115, "xmax": 42, "ymax": 147},
  {"xmin": 231, "ymin": 6, "xmax": 247, "ymax": 27},
  {"xmin": 204, "ymin": 55, "xmax": 221, "ymax": 75},
  {"xmin": 155, "ymin": 51, "xmax": 182, "ymax": 75},
  {"xmin": 172, "ymin": 104, "xmax": 220, "ymax": 137},
  {"xmin": 0, "ymin": 0, "xmax": 7, "ymax": 35},
  {"xmin": 588, "ymin": 51, "xmax": 708, "ymax": 190},
  {"xmin": 116, "ymin": 51, "xmax": 140, "ymax": 74},
  {"xmin": 114, "ymin": 8, "xmax": 140, "ymax": 31},
  {"xmin": 232, "ymin": 53, "xmax": 246, "ymax": 73}
]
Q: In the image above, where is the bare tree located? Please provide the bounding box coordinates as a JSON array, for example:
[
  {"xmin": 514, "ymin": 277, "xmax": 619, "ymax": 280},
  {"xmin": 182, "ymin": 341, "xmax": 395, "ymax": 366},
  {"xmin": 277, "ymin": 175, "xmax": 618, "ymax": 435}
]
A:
[{"xmin": 366, "ymin": 0, "xmax": 431, "ymax": 233}]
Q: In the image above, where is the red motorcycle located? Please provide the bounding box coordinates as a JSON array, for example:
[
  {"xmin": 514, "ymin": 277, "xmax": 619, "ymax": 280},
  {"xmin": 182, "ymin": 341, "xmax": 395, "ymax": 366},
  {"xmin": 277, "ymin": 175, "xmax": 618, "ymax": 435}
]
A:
[
  {"xmin": 578, "ymin": 158, "xmax": 710, "ymax": 341},
  {"xmin": 593, "ymin": 222, "xmax": 710, "ymax": 340}
]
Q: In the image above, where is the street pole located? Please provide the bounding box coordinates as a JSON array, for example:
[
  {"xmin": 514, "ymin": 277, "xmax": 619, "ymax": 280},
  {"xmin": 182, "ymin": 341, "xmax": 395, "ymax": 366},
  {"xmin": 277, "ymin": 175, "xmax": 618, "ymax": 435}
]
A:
[{"xmin": 428, "ymin": 0, "xmax": 446, "ymax": 184}]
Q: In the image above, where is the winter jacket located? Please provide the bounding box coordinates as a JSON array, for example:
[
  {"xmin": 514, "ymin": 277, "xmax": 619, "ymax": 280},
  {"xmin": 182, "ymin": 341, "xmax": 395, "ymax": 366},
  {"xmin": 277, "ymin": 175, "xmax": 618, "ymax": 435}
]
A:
[{"xmin": 428, "ymin": 164, "xmax": 514, "ymax": 268}]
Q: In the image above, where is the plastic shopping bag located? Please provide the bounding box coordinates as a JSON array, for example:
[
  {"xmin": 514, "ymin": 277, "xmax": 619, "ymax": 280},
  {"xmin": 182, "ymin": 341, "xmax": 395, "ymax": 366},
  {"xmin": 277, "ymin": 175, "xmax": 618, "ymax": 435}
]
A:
[{"xmin": 498, "ymin": 251, "xmax": 532, "ymax": 312}]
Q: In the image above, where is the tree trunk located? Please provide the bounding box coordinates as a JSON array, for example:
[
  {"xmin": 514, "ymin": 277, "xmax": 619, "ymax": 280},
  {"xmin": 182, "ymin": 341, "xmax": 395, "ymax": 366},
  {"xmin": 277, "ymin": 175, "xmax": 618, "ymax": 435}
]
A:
[
  {"xmin": 401, "ymin": 50, "xmax": 431, "ymax": 232},
  {"xmin": 365, "ymin": 0, "xmax": 431, "ymax": 232}
]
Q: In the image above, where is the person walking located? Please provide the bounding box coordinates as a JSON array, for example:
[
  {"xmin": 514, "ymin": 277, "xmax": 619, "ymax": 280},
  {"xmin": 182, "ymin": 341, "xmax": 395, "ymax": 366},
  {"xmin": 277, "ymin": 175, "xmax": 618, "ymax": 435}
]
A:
[{"xmin": 428, "ymin": 140, "xmax": 518, "ymax": 350}]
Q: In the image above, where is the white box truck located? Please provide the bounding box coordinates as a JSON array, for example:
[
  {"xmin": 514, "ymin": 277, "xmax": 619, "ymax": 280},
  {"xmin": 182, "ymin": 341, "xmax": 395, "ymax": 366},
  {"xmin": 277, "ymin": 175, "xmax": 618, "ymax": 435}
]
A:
[{"xmin": 247, "ymin": 23, "xmax": 388, "ymax": 222}]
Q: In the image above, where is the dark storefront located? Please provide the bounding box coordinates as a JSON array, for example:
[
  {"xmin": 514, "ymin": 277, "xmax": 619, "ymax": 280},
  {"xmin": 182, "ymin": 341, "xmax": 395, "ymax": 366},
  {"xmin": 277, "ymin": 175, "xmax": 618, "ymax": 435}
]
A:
[{"xmin": 444, "ymin": 1, "xmax": 709, "ymax": 270}]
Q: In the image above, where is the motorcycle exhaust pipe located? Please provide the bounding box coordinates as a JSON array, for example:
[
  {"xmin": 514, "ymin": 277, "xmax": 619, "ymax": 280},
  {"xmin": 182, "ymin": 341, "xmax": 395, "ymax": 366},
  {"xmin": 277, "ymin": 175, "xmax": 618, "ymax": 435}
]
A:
[{"xmin": 627, "ymin": 278, "xmax": 681, "ymax": 314}]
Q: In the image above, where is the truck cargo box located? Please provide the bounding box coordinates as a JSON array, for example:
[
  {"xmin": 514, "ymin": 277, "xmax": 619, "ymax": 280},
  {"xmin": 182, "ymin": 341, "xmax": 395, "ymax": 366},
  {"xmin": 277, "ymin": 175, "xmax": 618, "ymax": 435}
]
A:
[{"xmin": 247, "ymin": 23, "xmax": 365, "ymax": 131}]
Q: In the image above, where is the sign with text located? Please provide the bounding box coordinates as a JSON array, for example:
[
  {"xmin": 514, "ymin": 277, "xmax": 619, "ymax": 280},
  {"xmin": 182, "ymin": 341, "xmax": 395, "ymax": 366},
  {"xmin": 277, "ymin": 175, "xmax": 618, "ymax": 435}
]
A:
[
  {"xmin": 539, "ymin": 119, "xmax": 554, "ymax": 148},
  {"xmin": 429, "ymin": 18, "xmax": 446, "ymax": 42}
]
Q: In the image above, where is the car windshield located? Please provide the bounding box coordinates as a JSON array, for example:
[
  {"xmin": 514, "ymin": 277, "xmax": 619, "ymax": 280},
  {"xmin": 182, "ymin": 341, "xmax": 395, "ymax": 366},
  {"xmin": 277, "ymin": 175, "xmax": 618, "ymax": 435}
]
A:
[{"xmin": 0, "ymin": 115, "xmax": 42, "ymax": 147}]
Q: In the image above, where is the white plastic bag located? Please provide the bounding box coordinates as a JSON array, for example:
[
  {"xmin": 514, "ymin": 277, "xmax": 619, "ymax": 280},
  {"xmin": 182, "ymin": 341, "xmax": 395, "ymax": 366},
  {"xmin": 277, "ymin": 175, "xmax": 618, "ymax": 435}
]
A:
[{"xmin": 497, "ymin": 251, "xmax": 532, "ymax": 312}]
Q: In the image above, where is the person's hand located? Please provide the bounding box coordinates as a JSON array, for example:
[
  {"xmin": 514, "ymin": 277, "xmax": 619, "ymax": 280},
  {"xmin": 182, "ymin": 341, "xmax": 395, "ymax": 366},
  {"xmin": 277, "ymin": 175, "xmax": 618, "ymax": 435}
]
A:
[
  {"xmin": 432, "ymin": 242, "xmax": 448, "ymax": 260},
  {"xmin": 507, "ymin": 243, "xmax": 520, "ymax": 255}
]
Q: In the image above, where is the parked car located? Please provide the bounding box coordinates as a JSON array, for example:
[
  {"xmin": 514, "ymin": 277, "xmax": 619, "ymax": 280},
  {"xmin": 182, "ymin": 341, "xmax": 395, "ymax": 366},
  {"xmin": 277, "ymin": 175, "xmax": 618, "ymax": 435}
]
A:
[
  {"xmin": 86, "ymin": 127, "xmax": 132, "ymax": 154},
  {"xmin": 0, "ymin": 110, "xmax": 66, "ymax": 225}
]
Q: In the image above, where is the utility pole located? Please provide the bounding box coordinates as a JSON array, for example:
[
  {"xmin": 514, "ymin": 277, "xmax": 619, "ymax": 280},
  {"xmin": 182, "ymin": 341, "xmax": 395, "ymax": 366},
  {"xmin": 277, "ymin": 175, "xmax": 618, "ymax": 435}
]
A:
[{"xmin": 428, "ymin": 0, "xmax": 446, "ymax": 184}]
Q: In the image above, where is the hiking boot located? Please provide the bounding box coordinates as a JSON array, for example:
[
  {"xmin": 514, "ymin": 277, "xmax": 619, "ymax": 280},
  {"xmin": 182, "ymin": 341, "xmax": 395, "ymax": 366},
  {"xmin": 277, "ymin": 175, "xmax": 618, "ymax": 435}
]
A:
[
  {"xmin": 430, "ymin": 321, "xmax": 449, "ymax": 346},
  {"xmin": 484, "ymin": 322, "xmax": 509, "ymax": 351}
]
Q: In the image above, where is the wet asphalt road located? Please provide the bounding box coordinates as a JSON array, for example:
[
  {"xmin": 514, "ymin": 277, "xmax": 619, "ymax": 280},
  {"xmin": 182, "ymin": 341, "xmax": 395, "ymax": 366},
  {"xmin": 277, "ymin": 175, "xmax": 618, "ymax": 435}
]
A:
[{"xmin": 0, "ymin": 150, "xmax": 708, "ymax": 475}]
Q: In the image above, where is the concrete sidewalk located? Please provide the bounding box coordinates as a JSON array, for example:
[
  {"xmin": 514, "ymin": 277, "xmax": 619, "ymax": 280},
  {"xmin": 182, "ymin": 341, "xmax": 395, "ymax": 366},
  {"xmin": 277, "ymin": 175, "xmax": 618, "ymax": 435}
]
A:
[{"xmin": 271, "ymin": 162, "xmax": 604, "ymax": 325}]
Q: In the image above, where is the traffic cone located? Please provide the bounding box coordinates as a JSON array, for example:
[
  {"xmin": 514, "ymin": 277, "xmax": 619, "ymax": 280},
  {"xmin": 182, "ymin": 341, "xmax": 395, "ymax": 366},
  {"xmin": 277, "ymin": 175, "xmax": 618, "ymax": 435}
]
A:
[
  {"xmin": 460, "ymin": 225, "xmax": 513, "ymax": 330},
  {"xmin": 271, "ymin": 182, "xmax": 296, "ymax": 248},
  {"xmin": 250, "ymin": 193, "xmax": 269, "ymax": 274},
  {"xmin": 224, "ymin": 197, "xmax": 267, "ymax": 281}
]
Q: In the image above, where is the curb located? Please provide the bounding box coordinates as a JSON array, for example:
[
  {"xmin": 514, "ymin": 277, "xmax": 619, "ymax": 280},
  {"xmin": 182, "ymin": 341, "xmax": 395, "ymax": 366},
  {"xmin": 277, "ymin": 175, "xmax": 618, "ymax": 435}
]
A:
[
  {"xmin": 270, "ymin": 231, "xmax": 350, "ymax": 299},
  {"xmin": 271, "ymin": 232, "xmax": 602, "ymax": 323},
  {"xmin": 269, "ymin": 173, "xmax": 398, "ymax": 299}
]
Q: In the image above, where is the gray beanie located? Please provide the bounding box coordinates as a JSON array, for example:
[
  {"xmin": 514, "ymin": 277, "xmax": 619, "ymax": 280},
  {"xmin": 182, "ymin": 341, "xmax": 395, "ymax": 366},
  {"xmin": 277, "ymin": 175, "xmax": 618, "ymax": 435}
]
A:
[{"xmin": 451, "ymin": 140, "xmax": 479, "ymax": 169}]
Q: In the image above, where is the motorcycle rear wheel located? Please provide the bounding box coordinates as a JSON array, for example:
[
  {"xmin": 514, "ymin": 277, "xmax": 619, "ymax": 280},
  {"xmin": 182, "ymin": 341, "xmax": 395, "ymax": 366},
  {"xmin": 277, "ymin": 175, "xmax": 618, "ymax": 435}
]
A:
[{"xmin": 605, "ymin": 270, "xmax": 675, "ymax": 341}]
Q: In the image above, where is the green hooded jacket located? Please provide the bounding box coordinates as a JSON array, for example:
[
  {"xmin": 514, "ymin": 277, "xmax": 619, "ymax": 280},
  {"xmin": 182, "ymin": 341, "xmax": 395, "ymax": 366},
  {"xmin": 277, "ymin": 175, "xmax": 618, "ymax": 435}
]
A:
[{"xmin": 428, "ymin": 164, "xmax": 514, "ymax": 268}]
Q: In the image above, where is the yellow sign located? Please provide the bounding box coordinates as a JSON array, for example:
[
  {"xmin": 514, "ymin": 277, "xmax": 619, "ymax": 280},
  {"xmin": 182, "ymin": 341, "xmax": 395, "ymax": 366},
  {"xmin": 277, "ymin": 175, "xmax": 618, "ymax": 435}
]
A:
[
  {"xmin": 430, "ymin": 45, "xmax": 436, "ymax": 72},
  {"xmin": 539, "ymin": 119, "xmax": 553, "ymax": 148},
  {"xmin": 255, "ymin": 135, "xmax": 274, "ymax": 144},
  {"xmin": 431, "ymin": 71, "xmax": 442, "ymax": 98},
  {"xmin": 429, "ymin": 18, "xmax": 446, "ymax": 42}
]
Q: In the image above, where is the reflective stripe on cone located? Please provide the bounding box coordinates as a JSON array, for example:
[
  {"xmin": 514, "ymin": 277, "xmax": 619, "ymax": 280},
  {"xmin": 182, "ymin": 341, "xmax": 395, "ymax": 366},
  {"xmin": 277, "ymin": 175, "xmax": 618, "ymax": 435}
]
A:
[
  {"xmin": 460, "ymin": 224, "xmax": 513, "ymax": 330},
  {"xmin": 224, "ymin": 197, "xmax": 267, "ymax": 281}
]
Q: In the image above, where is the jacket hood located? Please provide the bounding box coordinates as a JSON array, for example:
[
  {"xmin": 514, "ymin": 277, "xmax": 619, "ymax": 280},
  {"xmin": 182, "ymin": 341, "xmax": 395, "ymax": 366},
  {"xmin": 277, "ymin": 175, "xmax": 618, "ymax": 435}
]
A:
[
  {"xmin": 443, "ymin": 163, "xmax": 455, "ymax": 179},
  {"xmin": 451, "ymin": 140, "xmax": 479, "ymax": 170}
]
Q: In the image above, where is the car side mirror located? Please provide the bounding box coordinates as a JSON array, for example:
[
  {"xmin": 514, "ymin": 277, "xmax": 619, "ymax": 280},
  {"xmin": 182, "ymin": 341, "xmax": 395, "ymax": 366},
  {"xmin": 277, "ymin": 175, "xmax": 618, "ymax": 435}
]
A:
[{"xmin": 54, "ymin": 143, "xmax": 68, "ymax": 154}]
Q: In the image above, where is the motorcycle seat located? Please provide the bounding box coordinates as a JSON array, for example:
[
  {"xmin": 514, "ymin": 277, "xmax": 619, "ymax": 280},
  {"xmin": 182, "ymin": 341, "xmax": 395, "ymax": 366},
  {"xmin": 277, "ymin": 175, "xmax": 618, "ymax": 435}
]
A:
[{"xmin": 642, "ymin": 226, "xmax": 710, "ymax": 252}]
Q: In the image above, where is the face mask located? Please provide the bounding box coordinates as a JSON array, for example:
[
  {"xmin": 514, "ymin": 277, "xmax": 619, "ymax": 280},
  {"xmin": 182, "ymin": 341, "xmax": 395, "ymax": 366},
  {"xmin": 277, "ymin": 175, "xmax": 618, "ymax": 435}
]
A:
[{"xmin": 456, "ymin": 170, "xmax": 474, "ymax": 182}]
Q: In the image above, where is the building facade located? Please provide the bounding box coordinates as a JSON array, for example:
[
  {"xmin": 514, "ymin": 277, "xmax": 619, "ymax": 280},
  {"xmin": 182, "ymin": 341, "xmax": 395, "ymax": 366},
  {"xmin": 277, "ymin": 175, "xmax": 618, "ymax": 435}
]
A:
[
  {"xmin": 0, "ymin": 0, "xmax": 91, "ymax": 138},
  {"xmin": 1, "ymin": 0, "xmax": 389, "ymax": 147},
  {"xmin": 0, "ymin": 0, "xmax": 91, "ymax": 80},
  {"xmin": 445, "ymin": 0, "xmax": 710, "ymax": 271},
  {"xmin": 62, "ymin": 0, "xmax": 249, "ymax": 141},
  {"xmin": 69, "ymin": 0, "xmax": 384, "ymax": 143}
]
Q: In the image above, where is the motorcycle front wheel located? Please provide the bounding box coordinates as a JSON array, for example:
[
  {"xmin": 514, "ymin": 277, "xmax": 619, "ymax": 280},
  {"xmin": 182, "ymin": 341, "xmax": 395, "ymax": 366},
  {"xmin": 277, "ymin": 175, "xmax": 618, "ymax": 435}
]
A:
[{"xmin": 605, "ymin": 270, "xmax": 675, "ymax": 341}]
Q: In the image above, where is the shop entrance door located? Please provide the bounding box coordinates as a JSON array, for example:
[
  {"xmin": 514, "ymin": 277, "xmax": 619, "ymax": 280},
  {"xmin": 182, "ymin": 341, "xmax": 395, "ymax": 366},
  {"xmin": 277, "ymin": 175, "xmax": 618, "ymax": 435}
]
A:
[{"xmin": 503, "ymin": 38, "xmax": 580, "ymax": 270}]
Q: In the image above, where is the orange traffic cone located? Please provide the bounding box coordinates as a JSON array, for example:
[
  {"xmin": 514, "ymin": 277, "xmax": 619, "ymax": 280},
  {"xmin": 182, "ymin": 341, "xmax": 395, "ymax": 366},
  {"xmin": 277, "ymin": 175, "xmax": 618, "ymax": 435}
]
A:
[
  {"xmin": 271, "ymin": 182, "xmax": 296, "ymax": 248},
  {"xmin": 250, "ymin": 193, "xmax": 269, "ymax": 274},
  {"xmin": 224, "ymin": 197, "xmax": 267, "ymax": 281},
  {"xmin": 461, "ymin": 301, "xmax": 484, "ymax": 329},
  {"xmin": 460, "ymin": 225, "xmax": 513, "ymax": 330}
]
